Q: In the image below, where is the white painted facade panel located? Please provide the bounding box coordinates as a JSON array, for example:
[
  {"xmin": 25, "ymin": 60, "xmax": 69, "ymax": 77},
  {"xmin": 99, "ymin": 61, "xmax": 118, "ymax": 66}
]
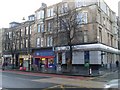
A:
[
  {"xmin": 103, "ymin": 54, "xmax": 107, "ymax": 64},
  {"xmin": 56, "ymin": 53, "xmax": 58, "ymax": 64},
  {"xmin": 90, "ymin": 51, "xmax": 101, "ymax": 64},
  {"xmin": 62, "ymin": 52, "xmax": 66, "ymax": 64},
  {"xmin": 73, "ymin": 51, "xmax": 84, "ymax": 64}
]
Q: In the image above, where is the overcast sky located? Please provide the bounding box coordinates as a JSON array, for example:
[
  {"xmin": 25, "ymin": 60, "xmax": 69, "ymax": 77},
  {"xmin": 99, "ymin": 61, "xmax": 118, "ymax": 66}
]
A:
[{"xmin": 0, "ymin": 0, "xmax": 119, "ymax": 28}]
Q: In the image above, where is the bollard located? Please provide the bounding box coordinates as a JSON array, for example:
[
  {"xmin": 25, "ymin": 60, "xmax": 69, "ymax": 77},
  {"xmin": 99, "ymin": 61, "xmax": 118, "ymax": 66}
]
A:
[{"xmin": 89, "ymin": 68, "xmax": 92, "ymax": 75}]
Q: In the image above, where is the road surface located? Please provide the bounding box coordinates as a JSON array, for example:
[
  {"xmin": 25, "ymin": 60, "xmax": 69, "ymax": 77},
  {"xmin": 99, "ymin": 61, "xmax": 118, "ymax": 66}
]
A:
[{"xmin": 1, "ymin": 70, "xmax": 85, "ymax": 90}]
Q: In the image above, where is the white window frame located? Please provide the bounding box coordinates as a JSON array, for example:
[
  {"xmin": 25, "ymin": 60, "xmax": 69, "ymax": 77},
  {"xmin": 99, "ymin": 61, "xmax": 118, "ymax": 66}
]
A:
[
  {"xmin": 41, "ymin": 24, "xmax": 44, "ymax": 32},
  {"xmin": 25, "ymin": 27, "xmax": 29, "ymax": 35},
  {"xmin": 61, "ymin": 3, "xmax": 68, "ymax": 13},
  {"xmin": 40, "ymin": 10, "xmax": 44, "ymax": 19},
  {"xmin": 47, "ymin": 8, "xmax": 54, "ymax": 17},
  {"xmin": 36, "ymin": 10, "xmax": 44, "ymax": 19},
  {"xmin": 9, "ymin": 32, "xmax": 12, "ymax": 38},
  {"xmin": 77, "ymin": 12, "xmax": 88, "ymax": 24},
  {"xmin": 41, "ymin": 38, "xmax": 44, "ymax": 47},
  {"xmin": 26, "ymin": 39, "xmax": 28, "ymax": 48},
  {"xmin": 75, "ymin": 0, "xmax": 86, "ymax": 8},
  {"xmin": 47, "ymin": 36, "xmax": 53, "ymax": 47},
  {"xmin": 37, "ymin": 24, "xmax": 40, "ymax": 32},
  {"xmin": 36, "ymin": 38, "xmax": 40, "ymax": 47},
  {"xmin": 30, "ymin": 26, "xmax": 32, "ymax": 34}
]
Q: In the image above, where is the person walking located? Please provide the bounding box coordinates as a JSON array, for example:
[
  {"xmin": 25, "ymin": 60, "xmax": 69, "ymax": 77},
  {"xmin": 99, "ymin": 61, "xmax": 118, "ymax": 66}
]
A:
[
  {"xmin": 116, "ymin": 60, "xmax": 119, "ymax": 68},
  {"xmin": 2, "ymin": 62, "xmax": 6, "ymax": 70}
]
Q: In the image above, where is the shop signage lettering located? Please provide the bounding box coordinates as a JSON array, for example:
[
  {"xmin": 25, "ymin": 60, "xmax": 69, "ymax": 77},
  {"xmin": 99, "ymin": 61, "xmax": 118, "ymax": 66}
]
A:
[{"xmin": 35, "ymin": 50, "xmax": 54, "ymax": 56}]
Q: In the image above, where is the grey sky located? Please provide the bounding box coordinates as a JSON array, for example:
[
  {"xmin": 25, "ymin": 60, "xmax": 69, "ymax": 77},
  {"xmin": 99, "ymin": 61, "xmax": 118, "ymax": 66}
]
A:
[{"xmin": 0, "ymin": 0, "xmax": 119, "ymax": 28}]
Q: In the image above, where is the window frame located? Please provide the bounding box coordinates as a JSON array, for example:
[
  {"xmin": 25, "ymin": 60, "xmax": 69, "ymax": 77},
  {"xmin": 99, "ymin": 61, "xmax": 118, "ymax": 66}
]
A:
[
  {"xmin": 36, "ymin": 37, "xmax": 40, "ymax": 47},
  {"xmin": 37, "ymin": 24, "xmax": 41, "ymax": 32}
]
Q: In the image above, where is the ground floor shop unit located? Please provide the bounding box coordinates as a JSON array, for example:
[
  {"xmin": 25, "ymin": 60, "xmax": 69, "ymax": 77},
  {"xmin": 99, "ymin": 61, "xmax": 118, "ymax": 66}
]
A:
[
  {"xmin": 55, "ymin": 43, "xmax": 120, "ymax": 75},
  {"xmin": 19, "ymin": 54, "xmax": 32, "ymax": 71},
  {"xmin": 2, "ymin": 53, "xmax": 19, "ymax": 69},
  {"xmin": 32, "ymin": 48, "xmax": 56, "ymax": 73}
]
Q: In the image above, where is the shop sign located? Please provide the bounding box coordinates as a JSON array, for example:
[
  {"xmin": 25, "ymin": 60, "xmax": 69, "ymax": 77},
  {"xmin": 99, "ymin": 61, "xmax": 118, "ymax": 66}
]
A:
[
  {"xmin": 34, "ymin": 50, "xmax": 54, "ymax": 56},
  {"xmin": 19, "ymin": 55, "xmax": 30, "ymax": 60},
  {"xmin": 3, "ymin": 55, "xmax": 12, "ymax": 57}
]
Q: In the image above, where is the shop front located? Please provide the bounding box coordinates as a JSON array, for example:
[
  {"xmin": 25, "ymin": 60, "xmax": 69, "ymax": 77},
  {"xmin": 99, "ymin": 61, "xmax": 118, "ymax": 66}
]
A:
[
  {"xmin": 3, "ymin": 55, "xmax": 12, "ymax": 64},
  {"xmin": 3, "ymin": 53, "xmax": 19, "ymax": 69},
  {"xmin": 33, "ymin": 49, "xmax": 55, "ymax": 73},
  {"xmin": 19, "ymin": 54, "xmax": 32, "ymax": 71},
  {"xmin": 55, "ymin": 44, "xmax": 120, "ymax": 75}
]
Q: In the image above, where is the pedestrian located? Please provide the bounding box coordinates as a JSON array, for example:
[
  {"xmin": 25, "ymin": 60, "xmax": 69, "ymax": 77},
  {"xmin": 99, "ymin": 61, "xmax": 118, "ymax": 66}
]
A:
[
  {"xmin": 2, "ymin": 62, "xmax": 6, "ymax": 70},
  {"xmin": 116, "ymin": 60, "xmax": 119, "ymax": 68}
]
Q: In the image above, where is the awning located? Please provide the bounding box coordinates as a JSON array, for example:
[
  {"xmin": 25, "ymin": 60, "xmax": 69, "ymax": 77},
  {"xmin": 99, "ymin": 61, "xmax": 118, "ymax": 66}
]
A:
[
  {"xmin": 3, "ymin": 55, "xmax": 12, "ymax": 57},
  {"xmin": 55, "ymin": 43, "xmax": 120, "ymax": 54},
  {"xmin": 33, "ymin": 56, "xmax": 54, "ymax": 59}
]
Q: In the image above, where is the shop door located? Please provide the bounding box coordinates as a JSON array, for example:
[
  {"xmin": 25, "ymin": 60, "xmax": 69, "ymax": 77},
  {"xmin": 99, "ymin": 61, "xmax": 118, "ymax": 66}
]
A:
[{"xmin": 35, "ymin": 58, "xmax": 39, "ymax": 66}]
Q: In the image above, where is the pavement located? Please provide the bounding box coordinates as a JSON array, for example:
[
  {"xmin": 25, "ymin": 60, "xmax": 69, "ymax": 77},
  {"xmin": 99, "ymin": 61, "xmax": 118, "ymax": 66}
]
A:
[{"xmin": 91, "ymin": 70, "xmax": 119, "ymax": 82}]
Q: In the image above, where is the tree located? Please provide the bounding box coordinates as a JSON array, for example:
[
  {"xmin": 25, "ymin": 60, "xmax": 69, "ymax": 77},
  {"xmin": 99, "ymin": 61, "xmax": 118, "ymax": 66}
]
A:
[
  {"xmin": 53, "ymin": 2, "xmax": 85, "ymax": 72},
  {"xmin": 7, "ymin": 29, "xmax": 19, "ymax": 69}
]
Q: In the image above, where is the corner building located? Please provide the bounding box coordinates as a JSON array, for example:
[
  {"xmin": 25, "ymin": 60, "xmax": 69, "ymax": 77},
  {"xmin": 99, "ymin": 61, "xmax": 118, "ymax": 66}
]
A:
[
  {"xmin": 2, "ymin": 0, "xmax": 120, "ymax": 75},
  {"xmin": 39, "ymin": 0, "xmax": 120, "ymax": 75}
]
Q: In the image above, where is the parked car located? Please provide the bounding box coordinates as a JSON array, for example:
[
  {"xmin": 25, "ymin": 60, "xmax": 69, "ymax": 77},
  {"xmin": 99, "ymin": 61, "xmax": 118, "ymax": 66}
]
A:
[{"xmin": 104, "ymin": 79, "xmax": 120, "ymax": 89}]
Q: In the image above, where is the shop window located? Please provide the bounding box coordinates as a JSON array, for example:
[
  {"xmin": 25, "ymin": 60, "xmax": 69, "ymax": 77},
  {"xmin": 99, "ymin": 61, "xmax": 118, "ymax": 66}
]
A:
[
  {"xmin": 58, "ymin": 52, "xmax": 62, "ymax": 64},
  {"xmin": 48, "ymin": 59, "xmax": 54, "ymax": 68}
]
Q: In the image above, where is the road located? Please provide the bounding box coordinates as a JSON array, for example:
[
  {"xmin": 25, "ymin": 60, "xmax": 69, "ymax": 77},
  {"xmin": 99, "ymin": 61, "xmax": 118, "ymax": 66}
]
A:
[
  {"xmin": 0, "ymin": 66, "xmax": 119, "ymax": 89},
  {"xmin": 0, "ymin": 70, "xmax": 110, "ymax": 89},
  {"xmin": 1, "ymin": 71, "xmax": 58, "ymax": 89},
  {"xmin": 1, "ymin": 70, "xmax": 86, "ymax": 90}
]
